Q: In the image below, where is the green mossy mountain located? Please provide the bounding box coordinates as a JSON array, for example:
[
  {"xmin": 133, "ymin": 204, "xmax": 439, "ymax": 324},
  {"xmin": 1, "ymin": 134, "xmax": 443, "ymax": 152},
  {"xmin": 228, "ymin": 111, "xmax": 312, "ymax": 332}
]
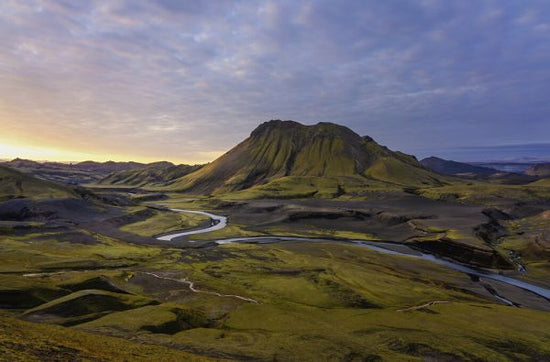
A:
[{"xmin": 168, "ymin": 120, "xmax": 449, "ymax": 194}]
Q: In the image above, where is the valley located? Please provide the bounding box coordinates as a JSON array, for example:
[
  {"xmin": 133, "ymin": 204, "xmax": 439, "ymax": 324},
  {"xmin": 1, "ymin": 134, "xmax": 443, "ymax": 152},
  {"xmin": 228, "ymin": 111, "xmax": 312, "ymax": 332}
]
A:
[{"xmin": 1, "ymin": 121, "xmax": 549, "ymax": 361}]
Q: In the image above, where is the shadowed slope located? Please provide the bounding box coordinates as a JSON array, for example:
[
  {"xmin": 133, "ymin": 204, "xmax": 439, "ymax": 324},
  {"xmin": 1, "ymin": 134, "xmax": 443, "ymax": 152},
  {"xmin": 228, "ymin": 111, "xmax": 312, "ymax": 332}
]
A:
[
  {"xmin": 0, "ymin": 165, "xmax": 75, "ymax": 201},
  {"xmin": 421, "ymin": 156, "xmax": 498, "ymax": 176}
]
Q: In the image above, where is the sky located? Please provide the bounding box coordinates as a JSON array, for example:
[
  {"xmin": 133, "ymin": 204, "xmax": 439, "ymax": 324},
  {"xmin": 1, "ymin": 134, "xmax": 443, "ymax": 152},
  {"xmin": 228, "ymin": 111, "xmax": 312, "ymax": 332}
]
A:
[{"xmin": 0, "ymin": 0, "xmax": 549, "ymax": 164}]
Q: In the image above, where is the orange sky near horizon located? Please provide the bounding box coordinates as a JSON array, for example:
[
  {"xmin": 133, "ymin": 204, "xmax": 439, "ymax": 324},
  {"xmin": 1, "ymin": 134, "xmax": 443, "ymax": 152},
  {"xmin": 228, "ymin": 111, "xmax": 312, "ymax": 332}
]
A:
[{"xmin": 0, "ymin": 139, "xmax": 212, "ymax": 165}]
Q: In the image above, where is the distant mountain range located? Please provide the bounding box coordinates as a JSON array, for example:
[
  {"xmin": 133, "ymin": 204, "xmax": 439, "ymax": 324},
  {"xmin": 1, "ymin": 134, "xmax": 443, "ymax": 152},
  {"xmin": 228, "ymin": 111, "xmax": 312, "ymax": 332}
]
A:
[
  {"xmin": 2, "ymin": 121, "xmax": 548, "ymax": 196},
  {"xmin": 413, "ymin": 143, "xmax": 550, "ymax": 164},
  {"xmin": 420, "ymin": 157, "xmax": 498, "ymax": 176},
  {"xmin": 419, "ymin": 156, "xmax": 549, "ymax": 183},
  {"xmin": 0, "ymin": 158, "xmax": 147, "ymax": 185}
]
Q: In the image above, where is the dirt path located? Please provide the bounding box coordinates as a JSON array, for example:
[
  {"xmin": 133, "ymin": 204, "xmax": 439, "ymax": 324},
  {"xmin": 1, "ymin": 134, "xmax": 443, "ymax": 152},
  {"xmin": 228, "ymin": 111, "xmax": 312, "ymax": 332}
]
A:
[
  {"xmin": 143, "ymin": 271, "xmax": 258, "ymax": 304},
  {"xmin": 397, "ymin": 300, "xmax": 450, "ymax": 312}
]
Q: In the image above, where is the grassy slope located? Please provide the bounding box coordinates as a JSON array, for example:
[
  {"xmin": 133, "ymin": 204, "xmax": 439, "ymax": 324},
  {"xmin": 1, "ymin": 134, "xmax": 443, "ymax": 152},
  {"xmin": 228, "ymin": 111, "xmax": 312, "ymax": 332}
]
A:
[
  {"xmin": 0, "ymin": 165, "xmax": 75, "ymax": 201},
  {"xmin": 23, "ymin": 289, "xmax": 158, "ymax": 326},
  {"xmin": 365, "ymin": 157, "xmax": 448, "ymax": 187},
  {"xmin": 120, "ymin": 208, "xmax": 208, "ymax": 237},
  {"xmin": 0, "ymin": 316, "xmax": 211, "ymax": 361}
]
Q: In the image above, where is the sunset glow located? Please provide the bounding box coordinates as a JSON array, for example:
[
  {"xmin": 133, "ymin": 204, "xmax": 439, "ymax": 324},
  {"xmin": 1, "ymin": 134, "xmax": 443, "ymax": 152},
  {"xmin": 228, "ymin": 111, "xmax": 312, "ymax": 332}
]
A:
[{"xmin": 0, "ymin": 140, "xmax": 196, "ymax": 164}]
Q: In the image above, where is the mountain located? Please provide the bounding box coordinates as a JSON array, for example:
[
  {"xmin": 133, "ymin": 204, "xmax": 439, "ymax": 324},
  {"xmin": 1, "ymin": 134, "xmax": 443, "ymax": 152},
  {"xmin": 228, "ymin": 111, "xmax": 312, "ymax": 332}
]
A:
[
  {"xmin": 1, "ymin": 159, "xmax": 147, "ymax": 185},
  {"xmin": 167, "ymin": 120, "xmax": 448, "ymax": 195},
  {"xmin": 525, "ymin": 163, "xmax": 550, "ymax": 177},
  {"xmin": 99, "ymin": 162, "xmax": 203, "ymax": 187},
  {"xmin": 420, "ymin": 156, "xmax": 498, "ymax": 177}
]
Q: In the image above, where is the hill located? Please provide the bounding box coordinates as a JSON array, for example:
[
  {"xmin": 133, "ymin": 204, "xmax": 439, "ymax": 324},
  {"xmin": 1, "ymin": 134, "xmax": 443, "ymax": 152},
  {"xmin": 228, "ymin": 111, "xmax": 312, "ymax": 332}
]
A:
[
  {"xmin": 420, "ymin": 156, "xmax": 498, "ymax": 176},
  {"xmin": 167, "ymin": 120, "xmax": 448, "ymax": 195},
  {"xmin": 0, "ymin": 165, "xmax": 76, "ymax": 201},
  {"xmin": 0, "ymin": 316, "xmax": 210, "ymax": 361},
  {"xmin": 99, "ymin": 162, "xmax": 202, "ymax": 187},
  {"xmin": 525, "ymin": 163, "xmax": 550, "ymax": 177}
]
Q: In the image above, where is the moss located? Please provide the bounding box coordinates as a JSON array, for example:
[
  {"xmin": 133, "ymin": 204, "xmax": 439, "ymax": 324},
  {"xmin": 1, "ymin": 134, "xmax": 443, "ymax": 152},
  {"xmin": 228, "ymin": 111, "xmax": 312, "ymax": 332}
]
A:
[
  {"xmin": 121, "ymin": 209, "xmax": 208, "ymax": 237},
  {"xmin": 0, "ymin": 316, "xmax": 210, "ymax": 361},
  {"xmin": 23, "ymin": 289, "xmax": 159, "ymax": 326}
]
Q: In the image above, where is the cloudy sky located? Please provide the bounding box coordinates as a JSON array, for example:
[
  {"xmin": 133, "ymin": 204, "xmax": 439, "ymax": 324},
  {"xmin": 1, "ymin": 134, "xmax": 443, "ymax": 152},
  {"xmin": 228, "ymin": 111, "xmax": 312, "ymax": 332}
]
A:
[{"xmin": 1, "ymin": 0, "xmax": 548, "ymax": 163}]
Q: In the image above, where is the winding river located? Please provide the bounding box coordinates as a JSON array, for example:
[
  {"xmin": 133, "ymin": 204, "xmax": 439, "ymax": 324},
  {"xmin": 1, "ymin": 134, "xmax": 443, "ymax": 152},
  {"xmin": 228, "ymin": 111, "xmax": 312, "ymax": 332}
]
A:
[
  {"xmin": 156, "ymin": 209, "xmax": 227, "ymax": 241},
  {"xmin": 157, "ymin": 209, "xmax": 550, "ymax": 302}
]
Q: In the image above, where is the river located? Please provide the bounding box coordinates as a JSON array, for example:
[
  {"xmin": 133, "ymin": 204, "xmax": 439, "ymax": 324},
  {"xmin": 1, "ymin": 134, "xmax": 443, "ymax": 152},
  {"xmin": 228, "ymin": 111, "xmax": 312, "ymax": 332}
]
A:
[{"xmin": 156, "ymin": 209, "xmax": 550, "ymax": 302}]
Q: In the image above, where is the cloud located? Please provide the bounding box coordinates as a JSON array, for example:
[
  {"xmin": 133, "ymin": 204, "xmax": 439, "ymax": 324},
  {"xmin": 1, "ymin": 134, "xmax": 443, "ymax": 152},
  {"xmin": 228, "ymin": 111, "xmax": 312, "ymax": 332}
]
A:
[{"xmin": 0, "ymin": 0, "xmax": 548, "ymax": 163}]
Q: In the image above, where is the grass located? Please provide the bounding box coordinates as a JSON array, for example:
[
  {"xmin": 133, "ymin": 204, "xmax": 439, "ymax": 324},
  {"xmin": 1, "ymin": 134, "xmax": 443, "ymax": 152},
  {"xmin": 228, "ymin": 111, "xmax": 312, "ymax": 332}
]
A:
[
  {"xmin": 0, "ymin": 315, "xmax": 212, "ymax": 361},
  {"xmin": 121, "ymin": 208, "xmax": 208, "ymax": 237},
  {"xmin": 2, "ymin": 184, "xmax": 550, "ymax": 360},
  {"xmin": 495, "ymin": 210, "xmax": 550, "ymax": 286},
  {"xmin": 364, "ymin": 157, "xmax": 451, "ymax": 187},
  {"xmin": 3, "ymin": 228, "xmax": 550, "ymax": 360},
  {"xmin": 23, "ymin": 289, "xmax": 158, "ymax": 326},
  {"xmin": 81, "ymin": 241, "xmax": 549, "ymax": 361},
  {"xmin": 0, "ymin": 232, "xmax": 167, "ymax": 273},
  {"xmin": 417, "ymin": 182, "xmax": 550, "ymax": 206},
  {"xmin": 216, "ymin": 175, "xmax": 407, "ymax": 200},
  {"xmin": 79, "ymin": 304, "xmax": 208, "ymax": 334}
]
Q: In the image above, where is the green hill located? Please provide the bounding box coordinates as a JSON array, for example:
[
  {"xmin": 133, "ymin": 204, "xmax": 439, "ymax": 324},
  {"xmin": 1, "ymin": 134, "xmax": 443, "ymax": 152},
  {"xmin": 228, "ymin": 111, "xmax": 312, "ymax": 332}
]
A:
[
  {"xmin": 98, "ymin": 162, "xmax": 202, "ymax": 187},
  {"xmin": 167, "ymin": 120, "xmax": 449, "ymax": 195},
  {"xmin": 0, "ymin": 165, "xmax": 76, "ymax": 201}
]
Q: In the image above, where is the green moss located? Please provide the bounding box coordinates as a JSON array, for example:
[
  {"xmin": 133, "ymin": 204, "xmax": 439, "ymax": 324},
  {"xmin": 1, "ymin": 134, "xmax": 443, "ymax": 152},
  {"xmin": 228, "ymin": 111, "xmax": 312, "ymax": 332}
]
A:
[
  {"xmin": 23, "ymin": 289, "xmax": 158, "ymax": 326},
  {"xmin": 417, "ymin": 182, "xmax": 550, "ymax": 206},
  {"xmin": 0, "ymin": 316, "xmax": 210, "ymax": 361},
  {"xmin": 79, "ymin": 304, "xmax": 207, "ymax": 335},
  {"xmin": 364, "ymin": 157, "xmax": 449, "ymax": 187},
  {"xmin": 121, "ymin": 209, "xmax": 208, "ymax": 237}
]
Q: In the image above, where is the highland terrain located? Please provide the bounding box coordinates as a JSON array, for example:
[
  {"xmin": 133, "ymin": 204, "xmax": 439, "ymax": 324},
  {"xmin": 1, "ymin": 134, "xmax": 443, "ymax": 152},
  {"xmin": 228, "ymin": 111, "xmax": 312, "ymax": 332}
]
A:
[{"xmin": 1, "ymin": 120, "xmax": 549, "ymax": 361}]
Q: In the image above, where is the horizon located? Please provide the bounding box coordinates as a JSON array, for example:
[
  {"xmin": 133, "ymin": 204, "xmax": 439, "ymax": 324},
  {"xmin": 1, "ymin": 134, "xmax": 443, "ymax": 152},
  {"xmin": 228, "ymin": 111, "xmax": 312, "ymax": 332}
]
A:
[
  {"xmin": 2, "ymin": 136, "xmax": 549, "ymax": 166},
  {"xmin": 1, "ymin": 1, "xmax": 548, "ymax": 164}
]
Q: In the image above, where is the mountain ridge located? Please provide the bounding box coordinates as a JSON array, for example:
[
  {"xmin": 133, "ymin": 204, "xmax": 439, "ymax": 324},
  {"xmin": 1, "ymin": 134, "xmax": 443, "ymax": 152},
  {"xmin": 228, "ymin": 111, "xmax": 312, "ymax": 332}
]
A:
[{"xmin": 99, "ymin": 162, "xmax": 202, "ymax": 187}]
